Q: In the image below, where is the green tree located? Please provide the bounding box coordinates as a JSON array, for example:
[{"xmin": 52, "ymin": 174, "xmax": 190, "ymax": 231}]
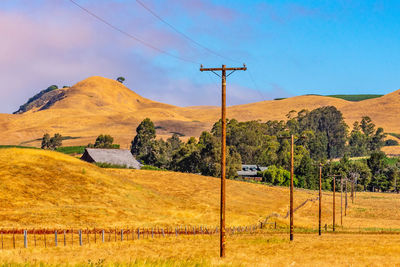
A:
[
  {"xmin": 297, "ymin": 106, "xmax": 348, "ymax": 159},
  {"xmin": 91, "ymin": 134, "xmax": 115, "ymax": 148},
  {"xmin": 49, "ymin": 133, "xmax": 62, "ymax": 150},
  {"xmin": 131, "ymin": 118, "xmax": 156, "ymax": 163},
  {"xmin": 116, "ymin": 77, "xmax": 125, "ymax": 83},
  {"xmin": 348, "ymin": 123, "xmax": 368, "ymax": 157},
  {"xmin": 41, "ymin": 133, "xmax": 51, "ymax": 149},
  {"xmin": 360, "ymin": 116, "xmax": 375, "ymax": 136},
  {"xmin": 295, "ymin": 154, "xmax": 316, "ymax": 189},
  {"xmin": 260, "ymin": 165, "xmax": 297, "ymax": 186},
  {"xmin": 198, "ymin": 131, "xmax": 241, "ymax": 178},
  {"xmin": 367, "ymin": 151, "xmax": 388, "ymax": 191}
]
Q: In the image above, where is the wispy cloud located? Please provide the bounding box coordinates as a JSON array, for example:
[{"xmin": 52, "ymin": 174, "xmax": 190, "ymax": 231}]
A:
[{"xmin": 0, "ymin": 0, "xmax": 248, "ymax": 113}]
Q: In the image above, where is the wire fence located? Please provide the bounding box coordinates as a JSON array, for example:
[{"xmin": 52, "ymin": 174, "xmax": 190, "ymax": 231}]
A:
[{"xmin": 0, "ymin": 222, "xmax": 278, "ymax": 250}]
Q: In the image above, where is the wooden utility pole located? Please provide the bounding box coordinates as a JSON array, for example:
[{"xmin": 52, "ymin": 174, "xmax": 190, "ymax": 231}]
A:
[
  {"xmin": 340, "ymin": 175, "xmax": 343, "ymax": 226},
  {"xmin": 200, "ymin": 64, "xmax": 247, "ymax": 258},
  {"xmin": 327, "ymin": 175, "xmax": 340, "ymax": 232},
  {"xmin": 350, "ymin": 172, "xmax": 359, "ymax": 203},
  {"xmin": 345, "ymin": 177, "xmax": 348, "ymax": 216},
  {"xmin": 278, "ymin": 134, "xmax": 304, "ymax": 241},
  {"xmin": 290, "ymin": 135, "xmax": 294, "ymax": 241},
  {"xmin": 319, "ymin": 163, "xmax": 323, "ymax": 236}
]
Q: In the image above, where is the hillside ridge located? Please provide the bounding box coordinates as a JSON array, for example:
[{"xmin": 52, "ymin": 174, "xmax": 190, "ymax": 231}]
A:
[{"xmin": 1, "ymin": 76, "xmax": 399, "ymax": 148}]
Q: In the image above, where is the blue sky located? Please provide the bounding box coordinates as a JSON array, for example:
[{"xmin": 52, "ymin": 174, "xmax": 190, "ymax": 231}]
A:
[{"xmin": 0, "ymin": 0, "xmax": 399, "ymax": 113}]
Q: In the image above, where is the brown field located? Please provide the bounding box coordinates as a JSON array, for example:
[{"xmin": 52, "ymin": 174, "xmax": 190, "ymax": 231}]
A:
[
  {"xmin": 1, "ymin": 148, "xmax": 400, "ymax": 265},
  {"xmin": 0, "ymin": 76, "xmax": 399, "ymax": 154},
  {"xmin": 1, "ymin": 233, "xmax": 400, "ymax": 266},
  {"xmin": 2, "ymin": 148, "xmax": 400, "ymax": 230}
]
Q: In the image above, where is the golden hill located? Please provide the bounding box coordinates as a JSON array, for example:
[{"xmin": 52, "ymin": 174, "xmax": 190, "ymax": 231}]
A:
[
  {"xmin": 0, "ymin": 76, "xmax": 399, "ymax": 148},
  {"xmin": 3, "ymin": 148, "xmax": 400, "ymax": 266},
  {"xmin": 1, "ymin": 148, "xmax": 400, "ymax": 231}
]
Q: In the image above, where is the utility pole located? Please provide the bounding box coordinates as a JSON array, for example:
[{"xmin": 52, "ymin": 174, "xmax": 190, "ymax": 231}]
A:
[
  {"xmin": 327, "ymin": 174, "xmax": 340, "ymax": 232},
  {"xmin": 350, "ymin": 172, "xmax": 359, "ymax": 203},
  {"xmin": 290, "ymin": 135, "xmax": 294, "ymax": 241},
  {"xmin": 319, "ymin": 163, "xmax": 323, "ymax": 236},
  {"xmin": 200, "ymin": 64, "xmax": 246, "ymax": 258},
  {"xmin": 340, "ymin": 175, "xmax": 343, "ymax": 226},
  {"xmin": 278, "ymin": 134, "xmax": 305, "ymax": 241},
  {"xmin": 345, "ymin": 177, "xmax": 348, "ymax": 216}
]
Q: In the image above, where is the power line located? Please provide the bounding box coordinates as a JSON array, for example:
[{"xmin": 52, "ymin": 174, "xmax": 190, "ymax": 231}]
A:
[
  {"xmin": 247, "ymin": 69, "xmax": 266, "ymax": 101},
  {"xmin": 135, "ymin": 0, "xmax": 267, "ymax": 102},
  {"xmin": 135, "ymin": 0, "xmax": 241, "ymax": 64},
  {"xmin": 68, "ymin": 0, "xmax": 199, "ymax": 65}
]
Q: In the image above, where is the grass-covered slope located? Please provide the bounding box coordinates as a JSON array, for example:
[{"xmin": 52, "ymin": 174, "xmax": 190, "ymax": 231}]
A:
[
  {"xmin": 327, "ymin": 94, "xmax": 383, "ymax": 101},
  {"xmin": 1, "ymin": 148, "xmax": 400, "ymax": 231},
  {"xmin": 1, "ymin": 76, "xmax": 400, "ymax": 150}
]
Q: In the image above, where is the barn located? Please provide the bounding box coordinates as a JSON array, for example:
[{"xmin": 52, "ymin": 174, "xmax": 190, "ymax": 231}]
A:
[
  {"xmin": 237, "ymin": 165, "xmax": 268, "ymax": 181},
  {"xmin": 81, "ymin": 148, "xmax": 142, "ymax": 169}
]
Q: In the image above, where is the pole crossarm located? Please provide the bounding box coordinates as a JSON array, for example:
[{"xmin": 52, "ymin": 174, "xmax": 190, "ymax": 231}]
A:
[{"xmin": 200, "ymin": 66, "xmax": 247, "ymax": 72}]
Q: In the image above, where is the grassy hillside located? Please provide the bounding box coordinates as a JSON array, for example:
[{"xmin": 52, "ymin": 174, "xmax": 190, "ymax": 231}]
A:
[
  {"xmin": 1, "ymin": 148, "xmax": 400, "ymax": 231},
  {"xmin": 2, "ymin": 149, "xmax": 400, "ymax": 265},
  {"xmin": 0, "ymin": 76, "xmax": 399, "ymax": 151},
  {"xmin": 326, "ymin": 94, "xmax": 383, "ymax": 101}
]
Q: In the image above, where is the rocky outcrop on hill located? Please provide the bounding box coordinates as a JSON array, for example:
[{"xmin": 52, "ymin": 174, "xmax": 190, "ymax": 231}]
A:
[{"xmin": 13, "ymin": 86, "xmax": 67, "ymax": 114}]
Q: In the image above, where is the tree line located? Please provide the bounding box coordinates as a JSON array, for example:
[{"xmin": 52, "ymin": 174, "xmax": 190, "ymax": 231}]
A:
[{"xmin": 130, "ymin": 106, "xmax": 398, "ymax": 192}]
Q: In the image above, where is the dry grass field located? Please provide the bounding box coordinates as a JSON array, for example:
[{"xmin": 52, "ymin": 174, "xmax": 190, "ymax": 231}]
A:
[
  {"xmin": 2, "ymin": 233, "xmax": 400, "ymax": 266},
  {"xmin": 2, "ymin": 148, "xmax": 400, "ymax": 230},
  {"xmin": 1, "ymin": 148, "xmax": 400, "ymax": 265},
  {"xmin": 0, "ymin": 76, "xmax": 399, "ymax": 153}
]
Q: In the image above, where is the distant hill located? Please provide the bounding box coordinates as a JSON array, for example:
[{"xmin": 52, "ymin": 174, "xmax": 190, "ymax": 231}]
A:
[
  {"xmin": 275, "ymin": 94, "xmax": 383, "ymax": 101},
  {"xmin": 326, "ymin": 94, "xmax": 383, "ymax": 101},
  {"xmin": 0, "ymin": 76, "xmax": 399, "ymax": 150}
]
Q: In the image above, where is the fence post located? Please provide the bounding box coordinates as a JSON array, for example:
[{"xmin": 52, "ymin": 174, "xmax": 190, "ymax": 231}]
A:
[
  {"xmin": 94, "ymin": 228, "xmax": 96, "ymax": 243},
  {"xmin": 55, "ymin": 230, "xmax": 58, "ymax": 247},
  {"xmin": 87, "ymin": 228, "xmax": 90, "ymax": 245},
  {"xmin": 121, "ymin": 229, "xmax": 123, "ymax": 241},
  {"xmin": 151, "ymin": 228, "xmax": 154, "ymax": 239},
  {"xmin": 63, "ymin": 230, "xmax": 66, "ymax": 247},
  {"xmin": 114, "ymin": 227, "xmax": 116, "ymax": 242},
  {"xmin": 137, "ymin": 228, "xmax": 140, "ymax": 240},
  {"xmin": 102, "ymin": 230, "xmax": 105, "ymax": 243},
  {"xmin": 79, "ymin": 230, "xmax": 82, "ymax": 246},
  {"xmin": 71, "ymin": 229, "xmax": 73, "ymax": 247},
  {"xmin": 44, "ymin": 230, "xmax": 46, "ymax": 248},
  {"xmin": 1, "ymin": 231, "xmax": 3, "ymax": 250},
  {"xmin": 24, "ymin": 230, "xmax": 27, "ymax": 248},
  {"xmin": 13, "ymin": 230, "xmax": 15, "ymax": 249},
  {"xmin": 193, "ymin": 227, "xmax": 195, "ymax": 236},
  {"xmin": 274, "ymin": 221, "xmax": 277, "ymax": 229},
  {"xmin": 162, "ymin": 228, "xmax": 165, "ymax": 238}
]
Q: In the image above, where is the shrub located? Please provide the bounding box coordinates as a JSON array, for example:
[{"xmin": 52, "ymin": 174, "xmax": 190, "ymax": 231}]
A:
[
  {"xmin": 95, "ymin": 162, "xmax": 130, "ymax": 169},
  {"xmin": 385, "ymin": 139, "xmax": 399, "ymax": 146},
  {"xmin": 140, "ymin": 165, "xmax": 165, "ymax": 171}
]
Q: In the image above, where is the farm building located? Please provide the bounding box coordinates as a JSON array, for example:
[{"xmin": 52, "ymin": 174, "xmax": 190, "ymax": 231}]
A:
[
  {"xmin": 81, "ymin": 148, "xmax": 142, "ymax": 169},
  {"xmin": 237, "ymin": 165, "xmax": 268, "ymax": 181}
]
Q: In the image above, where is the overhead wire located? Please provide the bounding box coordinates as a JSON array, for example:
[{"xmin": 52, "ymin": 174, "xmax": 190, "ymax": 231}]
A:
[
  {"xmin": 134, "ymin": 1, "xmax": 268, "ymax": 101},
  {"xmin": 247, "ymin": 68, "xmax": 266, "ymax": 101},
  {"xmin": 68, "ymin": 0, "xmax": 200, "ymax": 65},
  {"xmin": 135, "ymin": 0, "xmax": 241, "ymax": 64},
  {"xmin": 69, "ymin": 0, "xmax": 267, "ymax": 102}
]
